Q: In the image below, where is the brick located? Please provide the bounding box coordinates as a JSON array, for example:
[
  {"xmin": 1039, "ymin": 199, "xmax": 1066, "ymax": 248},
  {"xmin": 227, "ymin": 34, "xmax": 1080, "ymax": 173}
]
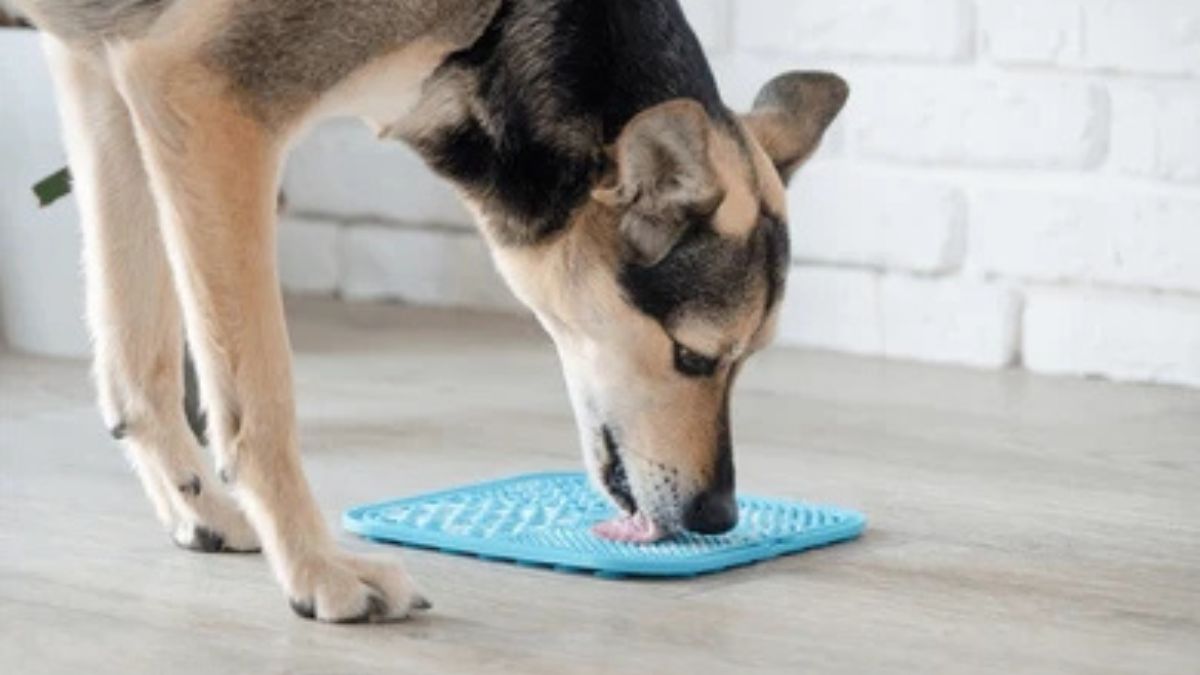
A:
[
  {"xmin": 981, "ymin": 0, "xmax": 1200, "ymax": 76},
  {"xmin": 971, "ymin": 190, "xmax": 1200, "ymax": 294},
  {"xmin": 283, "ymin": 119, "xmax": 473, "ymax": 227},
  {"xmin": 1024, "ymin": 288, "xmax": 1200, "ymax": 388},
  {"xmin": 679, "ymin": 0, "xmax": 731, "ymax": 53},
  {"xmin": 777, "ymin": 266, "xmax": 882, "ymax": 355},
  {"xmin": 778, "ymin": 268, "xmax": 1021, "ymax": 368},
  {"xmin": 979, "ymin": 0, "xmax": 1082, "ymax": 65},
  {"xmin": 789, "ymin": 162, "xmax": 965, "ymax": 273},
  {"xmin": 1080, "ymin": 0, "xmax": 1200, "ymax": 77},
  {"xmin": 734, "ymin": 0, "xmax": 973, "ymax": 62},
  {"xmin": 850, "ymin": 73, "xmax": 1109, "ymax": 169},
  {"xmin": 880, "ymin": 277, "xmax": 1020, "ymax": 368},
  {"xmin": 1111, "ymin": 84, "xmax": 1200, "ymax": 184},
  {"xmin": 339, "ymin": 224, "xmax": 521, "ymax": 312},
  {"xmin": 277, "ymin": 217, "xmax": 341, "ymax": 295}
]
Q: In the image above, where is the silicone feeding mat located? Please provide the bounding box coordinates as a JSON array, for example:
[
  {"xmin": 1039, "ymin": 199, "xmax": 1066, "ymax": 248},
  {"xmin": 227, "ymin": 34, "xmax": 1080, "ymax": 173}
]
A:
[{"xmin": 343, "ymin": 472, "xmax": 866, "ymax": 578}]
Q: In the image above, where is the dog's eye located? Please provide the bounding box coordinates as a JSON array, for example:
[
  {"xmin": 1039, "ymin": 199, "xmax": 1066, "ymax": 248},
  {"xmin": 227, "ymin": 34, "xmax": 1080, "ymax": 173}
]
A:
[{"xmin": 673, "ymin": 342, "xmax": 720, "ymax": 378}]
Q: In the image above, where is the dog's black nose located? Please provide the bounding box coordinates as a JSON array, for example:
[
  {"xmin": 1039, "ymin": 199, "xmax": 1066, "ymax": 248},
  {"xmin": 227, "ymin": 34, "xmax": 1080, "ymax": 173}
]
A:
[{"xmin": 683, "ymin": 488, "xmax": 738, "ymax": 535}]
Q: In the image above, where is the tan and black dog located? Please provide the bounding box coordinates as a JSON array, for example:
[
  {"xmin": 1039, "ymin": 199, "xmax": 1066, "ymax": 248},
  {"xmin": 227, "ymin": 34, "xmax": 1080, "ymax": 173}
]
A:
[{"xmin": 11, "ymin": 0, "xmax": 847, "ymax": 622}]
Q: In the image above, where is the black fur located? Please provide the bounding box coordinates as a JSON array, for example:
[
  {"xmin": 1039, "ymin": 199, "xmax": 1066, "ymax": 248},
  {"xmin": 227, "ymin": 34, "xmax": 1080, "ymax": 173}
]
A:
[
  {"xmin": 415, "ymin": 0, "xmax": 796, "ymax": 322},
  {"xmin": 417, "ymin": 0, "xmax": 731, "ymax": 244},
  {"xmin": 208, "ymin": 0, "xmax": 501, "ymax": 124},
  {"xmin": 713, "ymin": 379, "xmax": 734, "ymax": 494},
  {"xmin": 760, "ymin": 213, "xmax": 791, "ymax": 314},
  {"xmin": 182, "ymin": 344, "xmax": 207, "ymax": 446},
  {"xmin": 178, "ymin": 474, "xmax": 202, "ymax": 497},
  {"xmin": 288, "ymin": 595, "xmax": 388, "ymax": 623},
  {"xmin": 289, "ymin": 598, "xmax": 316, "ymax": 620},
  {"xmin": 682, "ymin": 380, "xmax": 735, "ymax": 533},
  {"xmin": 620, "ymin": 211, "xmax": 788, "ymax": 328},
  {"xmin": 335, "ymin": 594, "xmax": 388, "ymax": 624},
  {"xmin": 600, "ymin": 425, "xmax": 636, "ymax": 513},
  {"xmin": 175, "ymin": 525, "xmax": 225, "ymax": 553}
]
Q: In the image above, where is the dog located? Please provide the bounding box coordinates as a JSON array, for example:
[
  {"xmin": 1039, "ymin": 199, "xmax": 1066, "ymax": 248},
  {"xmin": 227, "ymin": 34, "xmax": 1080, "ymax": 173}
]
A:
[{"xmin": 11, "ymin": 0, "xmax": 847, "ymax": 622}]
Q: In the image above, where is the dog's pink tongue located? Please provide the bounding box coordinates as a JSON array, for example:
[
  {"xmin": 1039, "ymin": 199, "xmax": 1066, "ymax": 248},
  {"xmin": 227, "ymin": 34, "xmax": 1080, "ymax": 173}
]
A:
[{"xmin": 592, "ymin": 512, "xmax": 665, "ymax": 544}]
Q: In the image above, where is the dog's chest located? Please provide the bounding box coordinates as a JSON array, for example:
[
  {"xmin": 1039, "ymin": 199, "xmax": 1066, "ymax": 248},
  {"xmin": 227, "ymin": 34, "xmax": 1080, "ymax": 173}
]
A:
[{"xmin": 310, "ymin": 40, "xmax": 454, "ymax": 136}]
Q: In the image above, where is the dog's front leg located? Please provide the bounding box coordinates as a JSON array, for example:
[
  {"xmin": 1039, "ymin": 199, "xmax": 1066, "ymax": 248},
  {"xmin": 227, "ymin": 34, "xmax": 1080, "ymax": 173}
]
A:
[
  {"xmin": 42, "ymin": 35, "xmax": 259, "ymax": 553},
  {"xmin": 110, "ymin": 45, "xmax": 425, "ymax": 623}
]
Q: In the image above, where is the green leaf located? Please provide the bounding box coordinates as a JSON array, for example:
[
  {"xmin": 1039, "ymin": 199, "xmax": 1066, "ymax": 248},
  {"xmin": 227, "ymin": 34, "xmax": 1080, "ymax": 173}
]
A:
[{"xmin": 33, "ymin": 167, "xmax": 73, "ymax": 208}]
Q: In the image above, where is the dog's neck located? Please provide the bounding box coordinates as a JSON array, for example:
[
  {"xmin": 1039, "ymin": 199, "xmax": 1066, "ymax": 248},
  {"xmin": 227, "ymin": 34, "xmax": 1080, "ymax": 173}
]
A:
[{"xmin": 407, "ymin": 0, "xmax": 730, "ymax": 246}]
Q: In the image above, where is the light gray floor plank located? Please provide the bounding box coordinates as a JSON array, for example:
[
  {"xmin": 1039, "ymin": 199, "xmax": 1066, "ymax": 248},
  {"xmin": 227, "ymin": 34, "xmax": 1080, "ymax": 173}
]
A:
[{"xmin": 2, "ymin": 298, "xmax": 1198, "ymax": 674}]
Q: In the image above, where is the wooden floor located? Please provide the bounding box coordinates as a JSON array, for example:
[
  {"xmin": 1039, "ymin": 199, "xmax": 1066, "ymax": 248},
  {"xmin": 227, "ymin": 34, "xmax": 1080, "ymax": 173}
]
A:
[{"xmin": 1, "ymin": 298, "xmax": 1198, "ymax": 674}]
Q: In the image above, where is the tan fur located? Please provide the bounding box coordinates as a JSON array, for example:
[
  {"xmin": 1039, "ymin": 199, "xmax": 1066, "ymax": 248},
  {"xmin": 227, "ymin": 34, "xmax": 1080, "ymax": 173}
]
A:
[
  {"xmin": 479, "ymin": 78, "xmax": 843, "ymax": 524},
  {"xmin": 742, "ymin": 71, "xmax": 849, "ymax": 183},
  {"xmin": 482, "ymin": 99, "xmax": 806, "ymax": 526},
  {"xmin": 743, "ymin": 123, "xmax": 789, "ymax": 217},
  {"xmin": 738, "ymin": 116, "xmax": 792, "ymax": 354},
  {"xmin": 31, "ymin": 3, "xmax": 435, "ymax": 621},
  {"xmin": 34, "ymin": 0, "xmax": 843, "ymax": 621},
  {"xmin": 313, "ymin": 38, "xmax": 456, "ymax": 134},
  {"xmin": 120, "ymin": 44, "xmax": 418, "ymax": 621},
  {"xmin": 708, "ymin": 130, "xmax": 759, "ymax": 240},
  {"xmin": 488, "ymin": 183, "xmax": 769, "ymax": 523},
  {"xmin": 41, "ymin": 34, "xmax": 261, "ymax": 551},
  {"xmin": 378, "ymin": 62, "xmax": 476, "ymax": 141},
  {"xmin": 595, "ymin": 100, "xmax": 725, "ymax": 264}
]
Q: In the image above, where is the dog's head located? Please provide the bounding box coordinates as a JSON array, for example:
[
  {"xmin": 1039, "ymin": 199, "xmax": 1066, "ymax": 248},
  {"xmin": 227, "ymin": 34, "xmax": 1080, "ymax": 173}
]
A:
[{"xmin": 491, "ymin": 72, "xmax": 848, "ymax": 538}]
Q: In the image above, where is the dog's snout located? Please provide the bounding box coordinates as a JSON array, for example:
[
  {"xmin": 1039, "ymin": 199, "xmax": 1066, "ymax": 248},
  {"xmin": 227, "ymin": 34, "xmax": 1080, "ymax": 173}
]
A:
[
  {"xmin": 683, "ymin": 488, "xmax": 738, "ymax": 535},
  {"xmin": 682, "ymin": 404, "xmax": 738, "ymax": 534}
]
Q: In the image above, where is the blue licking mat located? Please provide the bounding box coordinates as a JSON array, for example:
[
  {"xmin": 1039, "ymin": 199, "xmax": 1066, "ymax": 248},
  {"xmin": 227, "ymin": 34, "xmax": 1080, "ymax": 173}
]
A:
[{"xmin": 343, "ymin": 472, "xmax": 866, "ymax": 578}]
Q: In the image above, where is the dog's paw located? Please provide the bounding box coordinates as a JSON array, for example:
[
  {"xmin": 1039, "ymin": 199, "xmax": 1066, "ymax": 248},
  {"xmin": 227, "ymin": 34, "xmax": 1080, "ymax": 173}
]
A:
[
  {"xmin": 171, "ymin": 518, "xmax": 259, "ymax": 553},
  {"xmin": 170, "ymin": 497, "xmax": 260, "ymax": 553},
  {"xmin": 286, "ymin": 553, "xmax": 428, "ymax": 623}
]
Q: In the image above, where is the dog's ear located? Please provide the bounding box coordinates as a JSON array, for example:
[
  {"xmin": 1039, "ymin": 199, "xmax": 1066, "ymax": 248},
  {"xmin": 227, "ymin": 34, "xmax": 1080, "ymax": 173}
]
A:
[
  {"xmin": 743, "ymin": 71, "xmax": 848, "ymax": 185},
  {"xmin": 595, "ymin": 100, "xmax": 724, "ymax": 265}
]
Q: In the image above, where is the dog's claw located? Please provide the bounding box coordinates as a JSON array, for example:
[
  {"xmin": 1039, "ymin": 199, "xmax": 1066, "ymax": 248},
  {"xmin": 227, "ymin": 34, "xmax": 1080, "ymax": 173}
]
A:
[
  {"xmin": 289, "ymin": 598, "xmax": 316, "ymax": 620},
  {"xmin": 173, "ymin": 524, "xmax": 225, "ymax": 553},
  {"xmin": 411, "ymin": 593, "xmax": 432, "ymax": 611},
  {"xmin": 283, "ymin": 553, "xmax": 420, "ymax": 623},
  {"xmin": 333, "ymin": 593, "xmax": 389, "ymax": 624}
]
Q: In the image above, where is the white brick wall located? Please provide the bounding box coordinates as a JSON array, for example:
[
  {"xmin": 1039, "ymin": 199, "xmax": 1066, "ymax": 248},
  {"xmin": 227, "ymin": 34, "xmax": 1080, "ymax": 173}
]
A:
[
  {"xmin": 278, "ymin": 0, "xmax": 1200, "ymax": 389},
  {"xmin": 339, "ymin": 224, "xmax": 521, "ymax": 311},
  {"xmin": 1111, "ymin": 83, "xmax": 1200, "ymax": 184},
  {"xmin": 1079, "ymin": 1, "xmax": 1200, "ymax": 77},
  {"xmin": 1024, "ymin": 288, "xmax": 1200, "ymax": 389},
  {"xmin": 849, "ymin": 74, "xmax": 1110, "ymax": 169},
  {"xmin": 778, "ymin": 267, "xmax": 882, "ymax": 356},
  {"xmin": 789, "ymin": 162, "xmax": 966, "ymax": 273},
  {"xmin": 735, "ymin": 0, "xmax": 975, "ymax": 62},
  {"xmin": 981, "ymin": 0, "xmax": 1200, "ymax": 76},
  {"xmin": 979, "ymin": 0, "xmax": 1081, "ymax": 65},
  {"xmin": 775, "ymin": 270, "xmax": 1020, "ymax": 368},
  {"xmin": 277, "ymin": 217, "xmax": 340, "ymax": 295},
  {"xmin": 286, "ymin": 120, "xmax": 473, "ymax": 227},
  {"xmin": 970, "ymin": 190, "xmax": 1200, "ymax": 294},
  {"xmin": 880, "ymin": 277, "xmax": 1020, "ymax": 368}
]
